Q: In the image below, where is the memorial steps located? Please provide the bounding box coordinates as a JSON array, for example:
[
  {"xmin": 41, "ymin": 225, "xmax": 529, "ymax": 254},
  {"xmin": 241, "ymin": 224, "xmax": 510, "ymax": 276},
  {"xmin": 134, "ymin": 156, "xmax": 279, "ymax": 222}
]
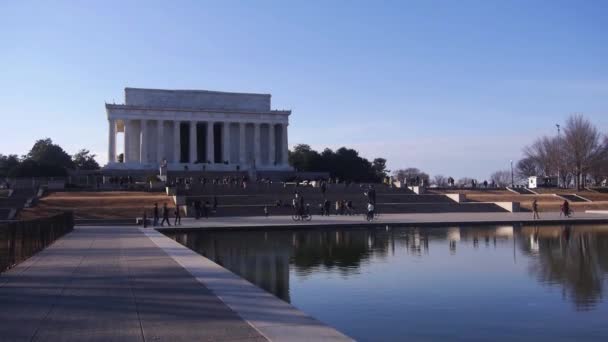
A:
[
  {"xmin": 178, "ymin": 184, "xmax": 508, "ymax": 217},
  {"xmin": 182, "ymin": 202, "xmax": 506, "ymax": 217},
  {"xmin": 0, "ymin": 189, "xmax": 37, "ymax": 220},
  {"xmin": 17, "ymin": 184, "xmax": 608, "ymax": 221}
]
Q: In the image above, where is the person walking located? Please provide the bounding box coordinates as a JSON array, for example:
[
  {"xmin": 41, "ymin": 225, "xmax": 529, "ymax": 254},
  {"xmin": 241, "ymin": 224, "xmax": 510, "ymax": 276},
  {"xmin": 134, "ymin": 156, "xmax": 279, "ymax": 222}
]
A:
[
  {"xmin": 367, "ymin": 185, "xmax": 377, "ymax": 205},
  {"xmin": 194, "ymin": 200, "xmax": 201, "ymax": 219},
  {"xmin": 532, "ymin": 199, "xmax": 540, "ymax": 220},
  {"xmin": 264, "ymin": 205, "xmax": 269, "ymax": 217},
  {"xmin": 297, "ymin": 193, "xmax": 305, "ymax": 217},
  {"xmin": 153, "ymin": 203, "xmax": 159, "ymax": 226},
  {"xmin": 561, "ymin": 200, "xmax": 571, "ymax": 218},
  {"xmin": 203, "ymin": 201, "xmax": 210, "ymax": 218},
  {"xmin": 160, "ymin": 203, "xmax": 171, "ymax": 226},
  {"xmin": 213, "ymin": 195, "xmax": 218, "ymax": 214},
  {"xmin": 174, "ymin": 205, "xmax": 181, "ymax": 225},
  {"xmin": 367, "ymin": 202, "xmax": 375, "ymax": 220},
  {"xmin": 346, "ymin": 200, "xmax": 354, "ymax": 215}
]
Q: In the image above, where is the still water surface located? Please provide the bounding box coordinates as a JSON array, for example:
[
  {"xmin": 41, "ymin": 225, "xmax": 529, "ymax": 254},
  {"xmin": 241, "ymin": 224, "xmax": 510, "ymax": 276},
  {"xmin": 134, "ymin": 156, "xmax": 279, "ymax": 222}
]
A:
[{"xmin": 166, "ymin": 225, "xmax": 608, "ymax": 341}]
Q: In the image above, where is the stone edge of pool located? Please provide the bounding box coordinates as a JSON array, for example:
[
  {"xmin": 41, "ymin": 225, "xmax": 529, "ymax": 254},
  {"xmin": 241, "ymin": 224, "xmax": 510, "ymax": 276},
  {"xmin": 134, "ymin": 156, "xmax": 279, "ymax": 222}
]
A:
[
  {"xmin": 141, "ymin": 228, "xmax": 354, "ymax": 342},
  {"xmin": 153, "ymin": 217, "xmax": 608, "ymax": 233}
]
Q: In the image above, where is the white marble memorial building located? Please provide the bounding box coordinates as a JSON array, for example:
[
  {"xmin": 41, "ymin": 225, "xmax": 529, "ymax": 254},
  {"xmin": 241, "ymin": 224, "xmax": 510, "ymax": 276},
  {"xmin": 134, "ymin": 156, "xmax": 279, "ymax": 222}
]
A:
[{"xmin": 105, "ymin": 88, "xmax": 291, "ymax": 171}]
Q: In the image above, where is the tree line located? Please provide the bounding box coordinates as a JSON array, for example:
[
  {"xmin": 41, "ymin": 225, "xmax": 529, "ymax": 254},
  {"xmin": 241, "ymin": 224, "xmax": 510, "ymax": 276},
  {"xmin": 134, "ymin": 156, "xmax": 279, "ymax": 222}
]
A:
[
  {"xmin": 0, "ymin": 138, "xmax": 99, "ymax": 177},
  {"xmin": 288, "ymin": 144, "xmax": 388, "ymax": 183}
]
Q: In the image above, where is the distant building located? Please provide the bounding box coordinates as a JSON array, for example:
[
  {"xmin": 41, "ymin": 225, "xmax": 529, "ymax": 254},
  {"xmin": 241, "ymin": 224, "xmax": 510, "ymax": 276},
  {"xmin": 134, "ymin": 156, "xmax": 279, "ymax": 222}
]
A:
[{"xmin": 528, "ymin": 176, "xmax": 558, "ymax": 189}]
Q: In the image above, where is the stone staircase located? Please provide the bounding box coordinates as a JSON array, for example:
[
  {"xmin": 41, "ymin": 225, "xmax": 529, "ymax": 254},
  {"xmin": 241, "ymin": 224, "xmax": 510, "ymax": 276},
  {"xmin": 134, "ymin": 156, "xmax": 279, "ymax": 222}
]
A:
[
  {"xmin": 556, "ymin": 194, "xmax": 590, "ymax": 203},
  {"xmin": 506, "ymin": 187, "xmax": 536, "ymax": 195},
  {"xmin": 0, "ymin": 189, "xmax": 37, "ymax": 220},
  {"xmin": 179, "ymin": 184, "xmax": 507, "ymax": 217}
]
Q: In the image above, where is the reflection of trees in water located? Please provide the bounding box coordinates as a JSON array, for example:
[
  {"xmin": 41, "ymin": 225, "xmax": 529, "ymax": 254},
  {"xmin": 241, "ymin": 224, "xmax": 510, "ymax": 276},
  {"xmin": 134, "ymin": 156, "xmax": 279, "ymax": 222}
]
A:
[
  {"xmin": 291, "ymin": 229, "xmax": 387, "ymax": 275},
  {"xmin": 168, "ymin": 225, "xmax": 608, "ymax": 309},
  {"xmin": 520, "ymin": 226, "xmax": 608, "ymax": 310}
]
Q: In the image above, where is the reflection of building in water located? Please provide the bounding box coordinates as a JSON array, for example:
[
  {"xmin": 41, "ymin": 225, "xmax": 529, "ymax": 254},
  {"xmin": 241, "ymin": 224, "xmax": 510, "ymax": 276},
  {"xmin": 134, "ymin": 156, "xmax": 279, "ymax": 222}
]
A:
[
  {"xmin": 176, "ymin": 231, "xmax": 292, "ymax": 302},
  {"xmin": 447, "ymin": 227, "xmax": 460, "ymax": 254}
]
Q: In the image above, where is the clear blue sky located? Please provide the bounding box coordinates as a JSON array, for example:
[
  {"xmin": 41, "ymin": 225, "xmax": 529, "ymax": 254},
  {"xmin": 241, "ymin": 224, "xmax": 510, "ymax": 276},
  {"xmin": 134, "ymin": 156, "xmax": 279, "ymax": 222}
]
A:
[{"xmin": 1, "ymin": 0, "xmax": 607, "ymax": 180}]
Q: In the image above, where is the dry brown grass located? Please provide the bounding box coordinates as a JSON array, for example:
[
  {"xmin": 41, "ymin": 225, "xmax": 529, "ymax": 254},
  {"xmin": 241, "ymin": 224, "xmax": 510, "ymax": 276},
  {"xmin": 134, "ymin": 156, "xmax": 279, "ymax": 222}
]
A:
[
  {"xmin": 19, "ymin": 191, "xmax": 174, "ymax": 220},
  {"xmin": 464, "ymin": 193, "xmax": 608, "ymax": 212}
]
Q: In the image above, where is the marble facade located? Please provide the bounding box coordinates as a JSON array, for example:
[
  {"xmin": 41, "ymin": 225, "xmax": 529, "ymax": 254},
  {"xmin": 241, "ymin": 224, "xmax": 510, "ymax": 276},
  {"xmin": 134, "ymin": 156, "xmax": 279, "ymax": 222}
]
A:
[{"xmin": 105, "ymin": 88, "xmax": 291, "ymax": 171}]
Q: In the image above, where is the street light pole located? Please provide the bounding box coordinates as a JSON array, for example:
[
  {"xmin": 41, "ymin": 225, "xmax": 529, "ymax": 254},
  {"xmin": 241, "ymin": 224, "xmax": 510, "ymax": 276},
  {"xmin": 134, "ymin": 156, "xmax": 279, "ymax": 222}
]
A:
[
  {"xmin": 556, "ymin": 124, "xmax": 561, "ymax": 188},
  {"xmin": 510, "ymin": 160, "xmax": 514, "ymax": 188}
]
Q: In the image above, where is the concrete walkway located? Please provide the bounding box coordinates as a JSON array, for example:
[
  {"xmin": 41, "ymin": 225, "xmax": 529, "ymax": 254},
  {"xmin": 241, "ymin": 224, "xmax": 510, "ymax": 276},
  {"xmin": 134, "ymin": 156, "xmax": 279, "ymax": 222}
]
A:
[
  {"xmin": 155, "ymin": 211, "xmax": 608, "ymax": 231},
  {"xmin": 0, "ymin": 226, "xmax": 350, "ymax": 341}
]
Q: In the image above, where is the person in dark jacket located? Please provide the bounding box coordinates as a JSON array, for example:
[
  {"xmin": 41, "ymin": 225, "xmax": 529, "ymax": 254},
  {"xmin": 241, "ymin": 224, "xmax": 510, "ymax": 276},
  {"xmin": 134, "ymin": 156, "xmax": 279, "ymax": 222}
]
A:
[
  {"xmin": 174, "ymin": 205, "xmax": 181, "ymax": 225},
  {"xmin": 203, "ymin": 201, "xmax": 210, "ymax": 218},
  {"xmin": 160, "ymin": 203, "xmax": 171, "ymax": 226},
  {"xmin": 153, "ymin": 203, "xmax": 159, "ymax": 226},
  {"xmin": 194, "ymin": 200, "xmax": 201, "ymax": 219},
  {"xmin": 561, "ymin": 200, "xmax": 571, "ymax": 218}
]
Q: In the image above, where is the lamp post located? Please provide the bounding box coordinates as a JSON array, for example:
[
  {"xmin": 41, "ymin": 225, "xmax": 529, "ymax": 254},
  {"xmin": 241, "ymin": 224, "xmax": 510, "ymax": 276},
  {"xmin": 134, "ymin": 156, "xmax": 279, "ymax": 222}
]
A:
[
  {"xmin": 556, "ymin": 124, "xmax": 561, "ymax": 188},
  {"xmin": 510, "ymin": 159, "xmax": 514, "ymax": 188}
]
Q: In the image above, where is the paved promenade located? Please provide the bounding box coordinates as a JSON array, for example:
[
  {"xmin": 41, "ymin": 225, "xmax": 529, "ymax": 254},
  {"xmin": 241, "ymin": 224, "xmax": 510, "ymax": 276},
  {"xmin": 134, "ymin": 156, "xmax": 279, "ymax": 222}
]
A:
[
  {"xmin": 156, "ymin": 211, "xmax": 608, "ymax": 230},
  {"xmin": 0, "ymin": 226, "xmax": 351, "ymax": 341}
]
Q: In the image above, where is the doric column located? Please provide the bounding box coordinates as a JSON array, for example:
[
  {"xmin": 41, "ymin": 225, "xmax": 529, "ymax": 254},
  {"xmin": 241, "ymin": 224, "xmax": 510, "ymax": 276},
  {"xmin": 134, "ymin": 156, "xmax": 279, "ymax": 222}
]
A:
[
  {"xmin": 206, "ymin": 121, "xmax": 214, "ymax": 163},
  {"xmin": 189, "ymin": 121, "xmax": 197, "ymax": 163},
  {"xmin": 108, "ymin": 119, "xmax": 116, "ymax": 164},
  {"xmin": 123, "ymin": 119, "xmax": 130, "ymax": 163},
  {"xmin": 173, "ymin": 121, "xmax": 180, "ymax": 163},
  {"xmin": 157, "ymin": 120, "xmax": 164, "ymax": 162},
  {"xmin": 254, "ymin": 123, "xmax": 261, "ymax": 167},
  {"xmin": 140, "ymin": 119, "xmax": 148, "ymax": 163},
  {"xmin": 281, "ymin": 123, "xmax": 289, "ymax": 166},
  {"xmin": 269, "ymin": 123, "xmax": 276, "ymax": 166},
  {"xmin": 239, "ymin": 122, "xmax": 246, "ymax": 165},
  {"xmin": 223, "ymin": 122, "xmax": 231, "ymax": 163}
]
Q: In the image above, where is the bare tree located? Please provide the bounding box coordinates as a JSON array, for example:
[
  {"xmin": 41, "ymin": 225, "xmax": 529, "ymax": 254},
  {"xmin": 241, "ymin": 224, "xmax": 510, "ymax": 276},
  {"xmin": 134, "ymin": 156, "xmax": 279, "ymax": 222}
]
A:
[
  {"xmin": 490, "ymin": 170, "xmax": 512, "ymax": 187},
  {"xmin": 584, "ymin": 135, "xmax": 608, "ymax": 186},
  {"xmin": 392, "ymin": 168, "xmax": 429, "ymax": 185},
  {"xmin": 523, "ymin": 134, "xmax": 572, "ymax": 186},
  {"xmin": 562, "ymin": 114, "xmax": 608, "ymax": 190},
  {"xmin": 432, "ymin": 174, "xmax": 447, "ymax": 187},
  {"xmin": 516, "ymin": 157, "xmax": 539, "ymax": 179},
  {"xmin": 457, "ymin": 177, "xmax": 477, "ymax": 187},
  {"xmin": 523, "ymin": 136, "xmax": 561, "ymax": 175}
]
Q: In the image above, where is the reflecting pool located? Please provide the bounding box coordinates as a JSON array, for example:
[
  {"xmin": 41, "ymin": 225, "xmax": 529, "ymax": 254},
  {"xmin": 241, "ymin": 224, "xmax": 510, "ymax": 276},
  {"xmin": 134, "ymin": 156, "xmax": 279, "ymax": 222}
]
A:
[{"xmin": 165, "ymin": 225, "xmax": 608, "ymax": 341}]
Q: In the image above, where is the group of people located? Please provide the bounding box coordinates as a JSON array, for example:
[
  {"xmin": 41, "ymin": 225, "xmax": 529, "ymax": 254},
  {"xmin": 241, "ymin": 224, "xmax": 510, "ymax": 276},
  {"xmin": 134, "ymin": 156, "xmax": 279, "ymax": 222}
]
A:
[
  {"xmin": 106, "ymin": 176, "xmax": 135, "ymax": 187},
  {"xmin": 531, "ymin": 198, "xmax": 572, "ymax": 220},
  {"xmin": 148, "ymin": 196, "xmax": 222, "ymax": 226},
  {"xmin": 168, "ymin": 175, "xmax": 250, "ymax": 190},
  {"xmin": 191, "ymin": 196, "xmax": 218, "ymax": 219},
  {"xmin": 150, "ymin": 202, "xmax": 181, "ymax": 226},
  {"xmin": 292, "ymin": 191, "xmax": 309, "ymax": 218},
  {"xmin": 331, "ymin": 200, "xmax": 355, "ymax": 216}
]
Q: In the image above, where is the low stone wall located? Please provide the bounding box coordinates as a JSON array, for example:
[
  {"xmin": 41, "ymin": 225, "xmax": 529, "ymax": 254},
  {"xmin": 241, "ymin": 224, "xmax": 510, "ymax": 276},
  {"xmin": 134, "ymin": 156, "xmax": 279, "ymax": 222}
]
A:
[
  {"xmin": 493, "ymin": 202, "xmax": 521, "ymax": 213},
  {"xmin": 408, "ymin": 186, "xmax": 425, "ymax": 194},
  {"xmin": 445, "ymin": 193, "xmax": 466, "ymax": 203},
  {"xmin": 0, "ymin": 212, "xmax": 74, "ymax": 272}
]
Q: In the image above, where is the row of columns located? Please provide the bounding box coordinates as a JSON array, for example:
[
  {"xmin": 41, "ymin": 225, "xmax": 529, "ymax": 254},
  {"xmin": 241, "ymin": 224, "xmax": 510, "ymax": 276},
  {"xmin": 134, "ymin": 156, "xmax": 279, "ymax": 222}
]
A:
[{"xmin": 108, "ymin": 119, "xmax": 288, "ymax": 167}]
